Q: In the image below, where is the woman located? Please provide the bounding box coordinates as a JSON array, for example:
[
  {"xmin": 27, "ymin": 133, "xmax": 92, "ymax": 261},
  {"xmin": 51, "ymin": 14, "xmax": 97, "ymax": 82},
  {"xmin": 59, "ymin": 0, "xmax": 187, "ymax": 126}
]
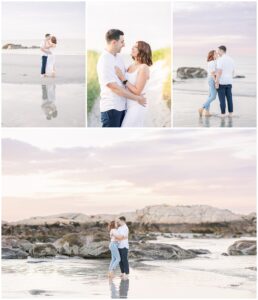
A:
[
  {"xmin": 115, "ymin": 41, "xmax": 152, "ymax": 127},
  {"xmin": 46, "ymin": 36, "xmax": 57, "ymax": 77},
  {"xmin": 199, "ymin": 50, "xmax": 218, "ymax": 117},
  {"xmin": 108, "ymin": 221, "xmax": 121, "ymax": 278}
]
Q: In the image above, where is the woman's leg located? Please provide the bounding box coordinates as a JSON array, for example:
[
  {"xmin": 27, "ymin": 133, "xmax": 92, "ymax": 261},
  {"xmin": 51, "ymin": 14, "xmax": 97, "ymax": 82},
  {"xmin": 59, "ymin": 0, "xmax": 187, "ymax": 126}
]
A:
[
  {"xmin": 109, "ymin": 243, "xmax": 121, "ymax": 271},
  {"xmin": 203, "ymin": 79, "xmax": 217, "ymax": 111}
]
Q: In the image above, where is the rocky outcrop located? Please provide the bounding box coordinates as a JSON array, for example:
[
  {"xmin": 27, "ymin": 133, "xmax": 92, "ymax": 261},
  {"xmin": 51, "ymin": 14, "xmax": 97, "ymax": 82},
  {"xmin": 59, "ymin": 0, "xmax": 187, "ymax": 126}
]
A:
[
  {"xmin": 29, "ymin": 243, "xmax": 57, "ymax": 258},
  {"xmin": 177, "ymin": 67, "xmax": 207, "ymax": 79},
  {"xmin": 2, "ymin": 235, "xmax": 33, "ymax": 253},
  {"xmin": 2, "ymin": 247, "xmax": 28, "ymax": 259},
  {"xmin": 54, "ymin": 232, "xmax": 110, "ymax": 258},
  {"xmin": 2, "ymin": 43, "xmax": 40, "ymax": 50},
  {"xmin": 228, "ymin": 240, "xmax": 256, "ymax": 256},
  {"xmin": 130, "ymin": 243, "xmax": 197, "ymax": 260}
]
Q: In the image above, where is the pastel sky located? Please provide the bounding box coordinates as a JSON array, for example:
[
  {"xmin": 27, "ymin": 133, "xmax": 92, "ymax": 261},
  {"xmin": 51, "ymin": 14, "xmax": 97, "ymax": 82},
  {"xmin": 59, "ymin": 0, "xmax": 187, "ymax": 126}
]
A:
[
  {"xmin": 2, "ymin": 129, "xmax": 256, "ymax": 221},
  {"xmin": 174, "ymin": 1, "xmax": 256, "ymax": 57},
  {"xmin": 87, "ymin": 1, "xmax": 171, "ymax": 52},
  {"xmin": 2, "ymin": 2, "xmax": 85, "ymax": 40}
]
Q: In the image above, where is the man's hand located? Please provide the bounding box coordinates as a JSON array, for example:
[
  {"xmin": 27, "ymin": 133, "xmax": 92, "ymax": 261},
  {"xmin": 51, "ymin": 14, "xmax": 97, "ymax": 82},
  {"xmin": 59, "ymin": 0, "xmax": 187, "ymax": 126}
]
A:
[
  {"xmin": 137, "ymin": 94, "xmax": 147, "ymax": 107},
  {"xmin": 215, "ymin": 81, "xmax": 219, "ymax": 89},
  {"xmin": 115, "ymin": 66, "xmax": 126, "ymax": 81}
]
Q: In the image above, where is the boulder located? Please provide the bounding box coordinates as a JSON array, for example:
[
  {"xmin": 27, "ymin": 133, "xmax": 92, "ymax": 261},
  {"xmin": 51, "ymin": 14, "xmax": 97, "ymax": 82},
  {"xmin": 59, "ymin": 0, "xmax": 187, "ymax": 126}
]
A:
[
  {"xmin": 2, "ymin": 247, "xmax": 28, "ymax": 259},
  {"xmin": 177, "ymin": 67, "xmax": 207, "ymax": 79},
  {"xmin": 188, "ymin": 249, "xmax": 211, "ymax": 255},
  {"xmin": 228, "ymin": 240, "xmax": 256, "ymax": 255},
  {"xmin": 29, "ymin": 243, "xmax": 57, "ymax": 258},
  {"xmin": 130, "ymin": 243, "xmax": 196, "ymax": 260},
  {"xmin": 2, "ymin": 236, "xmax": 33, "ymax": 253},
  {"xmin": 79, "ymin": 241, "xmax": 110, "ymax": 258}
]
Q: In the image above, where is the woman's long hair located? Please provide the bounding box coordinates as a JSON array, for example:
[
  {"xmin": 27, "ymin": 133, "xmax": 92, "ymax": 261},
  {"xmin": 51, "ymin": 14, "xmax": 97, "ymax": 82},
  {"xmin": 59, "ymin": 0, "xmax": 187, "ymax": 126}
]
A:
[
  {"xmin": 108, "ymin": 221, "xmax": 116, "ymax": 231},
  {"xmin": 51, "ymin": 36, "xmax": 57, "ymax": 44},
  {"xmin": 207, "ymin": 50, "xmax": 216, "ymax": 62},
  {"xmin": 134, "ymin": 41, "xmax": 153, "ymax": 66}
]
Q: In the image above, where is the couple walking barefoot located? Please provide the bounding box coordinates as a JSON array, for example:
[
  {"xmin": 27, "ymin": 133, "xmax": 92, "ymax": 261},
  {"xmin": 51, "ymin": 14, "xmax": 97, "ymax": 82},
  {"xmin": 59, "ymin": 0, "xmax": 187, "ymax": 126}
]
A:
[
  {"xmin": 108, "ymin": 216, "xmax": 129, "ymax": 280},
  {"xmin": 199, "ymin": 45, "xmax": 235, "ymax": 118}
]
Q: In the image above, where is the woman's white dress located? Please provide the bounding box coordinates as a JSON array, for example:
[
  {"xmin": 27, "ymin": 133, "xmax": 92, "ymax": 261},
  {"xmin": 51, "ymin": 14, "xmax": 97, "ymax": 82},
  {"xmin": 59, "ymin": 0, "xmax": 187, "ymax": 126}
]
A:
[
  {"xmin": 122, "ymin": 69, "xmax": 147, "ymax": 127},
  {"xmin": 46, "ymin": 47, "xmax": 56, "ymax": 75}
]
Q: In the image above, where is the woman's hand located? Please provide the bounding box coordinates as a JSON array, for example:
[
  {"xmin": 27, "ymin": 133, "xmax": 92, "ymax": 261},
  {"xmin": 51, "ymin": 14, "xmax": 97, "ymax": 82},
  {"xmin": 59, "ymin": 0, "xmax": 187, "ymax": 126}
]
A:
[{"xmin": 115, "ymin": 66, "xmax": 126, "ymax": 81}]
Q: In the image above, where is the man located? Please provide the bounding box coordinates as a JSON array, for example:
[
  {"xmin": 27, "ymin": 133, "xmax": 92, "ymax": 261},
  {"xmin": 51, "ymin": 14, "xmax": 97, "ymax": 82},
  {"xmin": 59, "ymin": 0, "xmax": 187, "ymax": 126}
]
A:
[
  {"xmin": 97, "ymin": 29, "xmax": 146, "ymax": 127},
  {"xmin": 215, "ymin": 45, "xmax": 235, "ymax": 117},
  {"xmin": 117, "ymin": 216, "xmax": 129, "ymax": 279},
  {"xmin": 40, "ymin": 33, "xmax": 51, "ymax": 77}
]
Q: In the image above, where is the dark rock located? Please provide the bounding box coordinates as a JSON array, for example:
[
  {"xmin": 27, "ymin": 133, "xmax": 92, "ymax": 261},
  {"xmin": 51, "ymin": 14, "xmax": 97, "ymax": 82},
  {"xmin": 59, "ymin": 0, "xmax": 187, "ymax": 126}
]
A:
[
  {"xmin": 188, "ymin": 249, "xmax": 211, "ymax": 255},
  {"xmin": 221, "ymin": 252, "xmax": 229, "ymax": 256},
  {"xmin": 130, "ymin": 243, "xmax": 196, "ymax": 260},
  {"xmin": 228, "ymin": 240, "xmax": 256, "ymax": 255},
  {"xmin": 233, "ymin": 75, "xmax": 245, "ymax": 79},
  {"xmin": 2, "ymin": 247, "xmax": 28, "ymax": 259},
  {"xmin": 177, "ymin": 67, "xmax": 207, "ymax": 79},
  {"xmin": 29, "ymin": 243, "xmax": 57, "ymax": 258}
]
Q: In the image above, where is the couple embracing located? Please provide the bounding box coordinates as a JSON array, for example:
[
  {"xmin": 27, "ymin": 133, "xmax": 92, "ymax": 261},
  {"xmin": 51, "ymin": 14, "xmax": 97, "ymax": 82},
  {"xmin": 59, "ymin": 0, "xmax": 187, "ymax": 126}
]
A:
[
  {"xmin": 108, "ymin": 216, "xmax": 129, "ymax": 279},
  {"xmin": 199, "ymin": 45, "xmax": 235, "ymax": 117},
  {"xmin": 97, "ymin": 29, "xmax": 153, "ymax": 127},
  {"xmin": 40, "ymin": 33, "xmax": 57, "ymax": 78}
]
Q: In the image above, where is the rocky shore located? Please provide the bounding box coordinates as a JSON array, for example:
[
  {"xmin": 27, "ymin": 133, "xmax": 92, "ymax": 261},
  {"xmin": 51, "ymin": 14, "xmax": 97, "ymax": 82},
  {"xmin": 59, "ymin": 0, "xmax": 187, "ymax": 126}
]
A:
[
  {"xmin": 2, "ymin": 205, "xmax": 256, "ymax": 260},
  {"xmin": 2, "ymin": 43, "xmax": 40, "ymax": 50}
]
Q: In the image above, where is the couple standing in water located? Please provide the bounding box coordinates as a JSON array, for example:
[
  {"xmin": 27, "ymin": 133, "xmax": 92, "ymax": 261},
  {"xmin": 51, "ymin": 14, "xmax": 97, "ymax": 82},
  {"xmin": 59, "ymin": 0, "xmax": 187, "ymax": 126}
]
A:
[
  {"xmin": 108, "ymin": 216, "xmax": 129, "ymax": 280},
  {"xmin": 199, "ymin": 45, "xmax": 235, "ymax": 118}
]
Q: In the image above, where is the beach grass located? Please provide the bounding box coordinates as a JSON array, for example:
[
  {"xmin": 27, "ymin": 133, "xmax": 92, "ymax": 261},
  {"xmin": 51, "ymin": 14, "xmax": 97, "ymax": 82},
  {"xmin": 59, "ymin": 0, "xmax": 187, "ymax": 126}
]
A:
[
  {"xmin": 87, "ymin": 50, "xmax": 100, "ymax": 113},
  {"xmin": 153, "ymin": 47, "xmax": 171, "ymax": 108}
]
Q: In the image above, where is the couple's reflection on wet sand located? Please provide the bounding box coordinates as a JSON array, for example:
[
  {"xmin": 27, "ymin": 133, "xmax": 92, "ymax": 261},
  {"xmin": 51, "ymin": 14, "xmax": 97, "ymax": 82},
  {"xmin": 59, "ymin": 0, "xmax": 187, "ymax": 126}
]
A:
[
  {"xmin": 41, "ymin": 84, "xmax": 58, "ymax": 120},
  {"xmin": 109, "ymin": 278, "xmax": 129, "ymax": 299},
  {"xmin": 199, "ymin": 116, "xmax": 233, "ymax": 128}
]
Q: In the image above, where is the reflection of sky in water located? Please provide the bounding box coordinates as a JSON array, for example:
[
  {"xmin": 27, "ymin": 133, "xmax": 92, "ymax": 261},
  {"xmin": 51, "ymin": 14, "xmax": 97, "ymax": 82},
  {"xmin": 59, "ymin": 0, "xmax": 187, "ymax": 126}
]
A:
[
  {"xmin": 2, "ymin": 83, "xmax": 85, "ymax": 127},
  {"xmin": 2, "ymin": 237, "xmax": 256, "ymax": 298}
]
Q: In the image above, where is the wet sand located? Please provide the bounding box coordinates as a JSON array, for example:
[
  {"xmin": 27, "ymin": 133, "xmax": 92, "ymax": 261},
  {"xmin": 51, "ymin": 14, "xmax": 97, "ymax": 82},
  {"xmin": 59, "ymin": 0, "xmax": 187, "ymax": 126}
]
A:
[
  {"xmin": 2, "ymin": 54, "xmax": 86, "ymax": 127},
  {"xmin": 173, "ymin": 78, "xmax": 256, "ymax": 128},
  {"xmin": 2, "ymin": 54, "xmax": 85, "ymax": 84},
  {"xmin": 2, "ymin": 83, "xmax": 85, "ymax": 127},
  {"xmin": 2, "ymin": 237, "xmax": 256, "ymax": 298}
]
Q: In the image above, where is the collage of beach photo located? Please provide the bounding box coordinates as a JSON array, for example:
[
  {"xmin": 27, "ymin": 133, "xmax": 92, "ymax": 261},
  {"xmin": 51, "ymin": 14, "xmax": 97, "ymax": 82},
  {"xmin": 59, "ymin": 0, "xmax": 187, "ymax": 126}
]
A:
[{"xmin": 1, "ymin": 0, "xmax": 257, "ymax": 299}]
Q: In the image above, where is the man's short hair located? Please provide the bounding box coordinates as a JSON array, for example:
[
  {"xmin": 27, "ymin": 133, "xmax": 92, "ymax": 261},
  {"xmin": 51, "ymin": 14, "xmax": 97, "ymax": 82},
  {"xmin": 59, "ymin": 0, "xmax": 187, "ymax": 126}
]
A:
[
  {"xmin": 45, "ymin": 33, "xmax": 51, "ymax": 38},
  {"xmin": 119, "ymin": 216, "xmax": 126, "ymax": 222},
  {"xmin": 106, "ymin": 29, "xmax": 124, "ymax": 43},
  {"xmin": 218, "ymin": 45, "xmax": 227, "ymax": 52}
]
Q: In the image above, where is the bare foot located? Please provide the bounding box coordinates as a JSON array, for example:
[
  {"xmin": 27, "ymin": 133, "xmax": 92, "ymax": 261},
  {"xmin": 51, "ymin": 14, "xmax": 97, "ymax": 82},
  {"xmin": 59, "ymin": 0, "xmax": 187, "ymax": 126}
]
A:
[
  {"xmin": 203, "ymin": 109, "xmax": 212, "ymax": 117},
  {"xmin": 198, "ymin": 108, "xmax": 204, "ymax": 117},
  {"xmin": 219, "ymin": 114, "xmax": 226, "ymax": 118},
  {"xmin": 108, "ymin": 271, "xmax": 114, "ymax": 278},
  {"xmin": 228, "ymin": 113, "xmax": 233, "ymax": 118}
]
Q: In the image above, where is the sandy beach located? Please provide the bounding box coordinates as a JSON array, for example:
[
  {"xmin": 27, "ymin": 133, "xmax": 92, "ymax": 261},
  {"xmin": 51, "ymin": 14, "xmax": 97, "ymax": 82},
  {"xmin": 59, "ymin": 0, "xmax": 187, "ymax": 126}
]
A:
[
  {"xmin": 173, "ymin": 78, "xmax": 256, "ymax": 128},
  {"xmin": 2, "ymin": 54, "xmax": 85, "ymax": 126},
  {"xmin": 2, "ymin": 54, "xmax": 85, "ymax": 84},
  {"xmin": 2, "ymin": 236, "xmax": 256, "ymax": 298}
]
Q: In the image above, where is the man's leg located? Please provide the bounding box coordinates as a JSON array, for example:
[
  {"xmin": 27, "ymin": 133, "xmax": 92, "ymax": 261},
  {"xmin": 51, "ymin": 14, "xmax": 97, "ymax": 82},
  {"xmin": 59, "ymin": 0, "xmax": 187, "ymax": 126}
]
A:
[
  {"xmin": 120, "ymin": 248, "xmax": 129, "ymax": 275},
  {"xmin": 225, "ymin": 85, "xmax": 233, "ymax": 114},
  {"xmin": 41, "ymin": 56, "xmax": 47, "ymax": 75},
  {"xmin": 119, "ymin": 110, "xmax": 126, "ymax": 127},
  {"xmin": 217, "ymin": 85, "xmax": 226, "ymax": 115},
  {"xmin": 118, "ymin": 248, "xmax": 125, "ymax": 274},
  {"xmin": 101, "ymin": 110, "xmax": 124, "ymax": 127}
]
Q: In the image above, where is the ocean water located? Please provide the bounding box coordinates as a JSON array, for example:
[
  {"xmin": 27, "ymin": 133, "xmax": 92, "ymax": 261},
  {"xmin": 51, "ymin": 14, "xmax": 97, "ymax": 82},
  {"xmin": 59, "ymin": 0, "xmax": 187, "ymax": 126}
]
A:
[
  {"xmin": 2, "ymin": 39, "xmax": 85, "ymax": 55},
  {"xmin": 173, "ymin": 56, "xmax": 256, "ymax": 127},
  {"xmin": 2, "ymin": 237, "xmax": 256, "ymax": 298}
]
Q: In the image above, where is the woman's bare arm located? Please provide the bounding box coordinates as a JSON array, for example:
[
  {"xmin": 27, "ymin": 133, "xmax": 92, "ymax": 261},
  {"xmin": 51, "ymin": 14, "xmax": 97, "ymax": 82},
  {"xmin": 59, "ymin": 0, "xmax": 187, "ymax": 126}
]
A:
[{"xmin": 115, "ymin": 65, "xmax": 150, "ymax": 95}]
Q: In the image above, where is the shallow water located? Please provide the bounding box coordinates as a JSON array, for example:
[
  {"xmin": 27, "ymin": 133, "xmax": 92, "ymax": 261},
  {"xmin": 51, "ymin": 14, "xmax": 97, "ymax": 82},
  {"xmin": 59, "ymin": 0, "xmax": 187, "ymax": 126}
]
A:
[
  {"xmin": 173, "ymin": 78, "xmax": 256, "ymax": 127},
  {"xmin": 2, "ymin": 237, "xmax": 256, "ymax": 298},
  {"xmin": 2, "ymin": 83, "xmax": 86, "ymax": 127}
]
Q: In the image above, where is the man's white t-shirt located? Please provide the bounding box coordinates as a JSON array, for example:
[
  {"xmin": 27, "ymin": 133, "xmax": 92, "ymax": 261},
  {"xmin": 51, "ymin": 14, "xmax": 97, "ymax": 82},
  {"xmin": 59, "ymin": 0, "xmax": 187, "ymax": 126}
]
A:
[
  {"xmin": 40, "ymin": 40, "xmax": 48, "ymax": 56},
  {"xmin": 217, "ymin": 54, "xmax": 235, "ymax": 85},
  {"xmin": 117, "ymin": 224, "xmax": 129, "ymax": 249},
  {"xmin": 97, "ymin": 50, "xmax": 126, "ymax": 112}
]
